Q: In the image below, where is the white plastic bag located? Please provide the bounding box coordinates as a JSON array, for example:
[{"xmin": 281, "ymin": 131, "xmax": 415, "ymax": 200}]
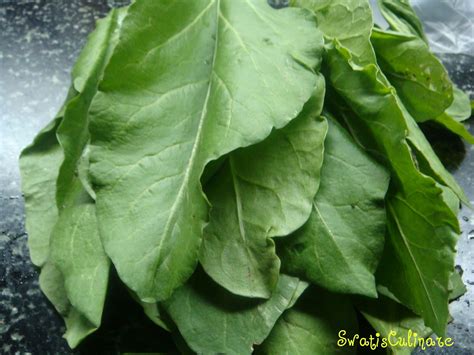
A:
[
  {"xmin": 412, "ymin": 0, "xmax": 474, "ymax": 55},
  {"xmin": 371, "ymin": 0, "xmax": 474, "ymax": 55}
]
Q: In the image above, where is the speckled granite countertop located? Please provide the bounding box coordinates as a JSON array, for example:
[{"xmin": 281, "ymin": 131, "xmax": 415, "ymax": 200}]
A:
[{"xmin": 0, "ymin": 1, "xmax": 473, "ymax": 354}]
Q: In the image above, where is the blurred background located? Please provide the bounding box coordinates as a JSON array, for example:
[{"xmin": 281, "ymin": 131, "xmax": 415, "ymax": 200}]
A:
[{"xmin": 0, "ymin": 0, "xmax": 473, "ymax": 353}]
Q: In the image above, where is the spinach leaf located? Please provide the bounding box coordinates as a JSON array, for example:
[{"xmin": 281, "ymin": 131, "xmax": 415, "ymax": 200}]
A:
[
  {"xmin": 371, "ymin": 28, "xmax": 453, "ymax": 122},
  {"xmin": 376, "ymin": 0, "xmax": 427, "ymax": 42},
  {"xmin": 257, "ymin": 288, "xmax": 358, "ymax": 354},
  {"xmin": 88, "ymin": 0, "xmax": 325, "ymax": 302},
  {"xmin": 278, "ymin": 115, "xmax": 389, "ymax": 297},
  {"xmin": 291, "ymin": 0, "xmax": 376, "ymax": 66},
  {"xmin": 47, "ymin": 188, "xmax": 109, "ymax": 347},
  {"xmin": 21, "ymin": 8, "xmax": 126, "ymax": 347},
  {"xmin": 18, "ymin": 0, "xmax": 472, "ymax": 351},
  {"xmin": 291, "ymin": 0, "xmax": 461, "ymax": 335},
  {"xmin": 19, "ymin": 114, "xmax": 64, "ymax": 266},
  {"xmin": 55, "ymin": 7, "xmax": 126, "ymax": 207},
  {"xmin": 39, "ymin": 263, "xmax": 99, "ymax": 348},
  {"xmin": 433, "ymin": 112, "xmax": 474, "ymax": 145},
  {"xmin": 357, "ymin": 294, "xmax": 432, "ymax": 355},
  {"xmin": 371, "ymin": 28, "xmax": 473, "ymax": 143},
  {"xmin": 371, "ymin": 11, "xmax": 472, "ymax": 143},
  {"xmin": 446, "ymin": 87, "xmax": 472, "ymax": 122},
  {"xmin": 448, "ymin": 269, "xmax": 467, "ymax": 301},
  {"xmin": 200, "ymin": 85, "xmax": 327, "ymax": 299},
  {"xmin": 164, "ymin": 270, "xmax": 304, "ymax": 354},
  {"xmin": 431, "ymin": 86, "xmax": 474, "ymax": 144},
  {"xmin": 326, "ymin": 41, "xmax": 458, "ymax": 336}
]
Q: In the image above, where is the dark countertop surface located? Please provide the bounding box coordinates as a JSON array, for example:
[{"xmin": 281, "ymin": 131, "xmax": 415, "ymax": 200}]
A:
[{"xmin": 0, "ymin": 1, "xmax": 473, "ymax": 354}]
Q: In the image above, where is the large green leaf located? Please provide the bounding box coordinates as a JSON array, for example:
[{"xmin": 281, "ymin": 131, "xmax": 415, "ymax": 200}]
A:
[
  {"xmin": 371, "ymin": 28, "xmax": 453, "ymax": 122},
  {"xmin": 278, "ymin": 116, "xmax": 389, "ymax": 297},
  {"xmin": 377, "ymin": 185, "xmax": 458, "ymax": 333},
  {"xmin": 200, "ymin": 88, "xmax": 327, "ymax": 299},
  {"xmin": 376, "ymin": 0, "xmax": 427, "ymax": 41},
  {"xmin": 21, "ymin": 8, "xmax": 126, "ymax": 347},
  {"xmin": 257, "ymin": 288, "xmax": 358, "ymax": 354},
  {"xmin": 290, "ymin": 0, "xmax": 461, "ymax": 335},
  {"xmin": 88, "ymin": 0, "xmax": 324, "ymax": 302},
  {"xmin": 24, "ymin": 5, "xmax": 125, "ymax": 268},
  {"xmin": 164, "ymin": 270, "xmax": 304, "ymax": 354},
  {"xmin": 324, "ymin": 41, "xmax": 459, "ymax": 336}
]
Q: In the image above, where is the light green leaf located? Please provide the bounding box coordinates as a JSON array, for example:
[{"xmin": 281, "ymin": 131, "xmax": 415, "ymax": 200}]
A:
[
  {"xmin": 448, "ymin": 269, "xmax": 466, "ymax": 301},
  {"xmin": 19, "ymin": 115, "xmax": 64, "ymax": 266},
  {"xmin": 19, "ymin": 6, "xmax": 126, "ymax": 268},
  {"xmin": 48, "ymin": 185, "xmax": 109, "ymax": 347},
  {"xmin": 446, "ymin": 87, "xmax": 472, "ymax": 122},
  {"xmin": 257, "ymin": 288, "xmax": 358, "ymax": 355},
  {"xmin": 431, "ymin": 86, "xmax": 473, "ymax": 144},
  {"xmin": 39, "ymin": 263, "xmax": 98, "ymax": 348},
  {"xmin": 357, "ymin": 294, "xmax": 432, "ymax": 355},
  {"xmin": 291, "ymin": 0, "xmax": 376, "ymax": 66},
  {"xmin": 404, "ymin": 112, "xmax": 468, "ymax": 204},
  {"xmin": 140, "ymin": 303, "xmax": 172, "ymax": 332},
  {"xmin": 56, "ymin": 7, "xmax": 126, "ymax": 206},
  {"xmin": 200, "ymin": 87, "xmax": 327, "ymax": 299},
  {"xmin": 376, "ymin": 0, "xmax": 428, "ymax": 42},
  {"xmin": 371, "ymin": 28, "xmax": 453, "ymax": 122},
  {"xmin": 433, "ymin": 113, "xmax": 474, "ymax": 145},
  {"xmin": 88, "ymin": 0, "xmax": 324, "ymax": 302},
  {"xmin": 164, "ymin": 271, "xmax": 303, "ymax": 354},
  {"xmin": 22, "ymin": 8, "xmax": 126, "ymax": 348},
  {"xmin": 131, "ymin": 291, "xmax": 173, "ymax": 332},
  {"xmin": 278, "ymin": 116, "xmax": 389, "ymax": 297}
]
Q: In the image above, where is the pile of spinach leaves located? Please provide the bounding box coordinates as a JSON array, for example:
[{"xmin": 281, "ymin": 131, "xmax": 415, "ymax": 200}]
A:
[{"xmin": 19, "ymin": 0, "xmax": 472, "ymax": 353}]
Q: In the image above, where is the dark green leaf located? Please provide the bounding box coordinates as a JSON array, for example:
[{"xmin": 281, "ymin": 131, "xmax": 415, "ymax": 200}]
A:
[
  {"xmin": 376, "ymin": 0, "xmax": 428, "ymax": 41},
  {"xmin": 278, "ymin": 116, "xmax": 389, "ymax": 297},
  {"xmin": 357, "ymin": 294, "xmax": 432, "ymax": 355},
  {"xmin": 164, "ymin": 270, "xmax": 304, "ymax": 354},
  {"xmin": 371, "ymin": 28, "xmax": 453, "ymax": 122},
  {"xmin": 88, "ymin": 0, "xmax": 325, "ymax": 302},
  {"xmin": 257, "ymin": 288, "xmax": 358, "ymax": 355},
  {"xmin": 292, "ymin": 0, "xmax": 462, "ymax": 334},
  {"xmin": 200, "ymin": 87, "xmax": 327, "ymax": 299}
]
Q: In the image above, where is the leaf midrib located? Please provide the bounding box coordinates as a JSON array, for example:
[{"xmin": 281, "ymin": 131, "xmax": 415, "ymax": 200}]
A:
[
  {"xmin": 151, "ymin": 0, "xmax": 221, "ymax": 289},
  {"xmin": 387, "ymin": 201, "xmax": 439, "ymax": 324}
]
